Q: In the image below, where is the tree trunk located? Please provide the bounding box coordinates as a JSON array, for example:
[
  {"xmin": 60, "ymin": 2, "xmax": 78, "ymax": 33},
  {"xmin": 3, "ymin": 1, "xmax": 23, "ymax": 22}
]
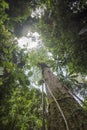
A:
[{"xmin": 39, "ymin": 64, "xmax": 87, "ymax": 130}]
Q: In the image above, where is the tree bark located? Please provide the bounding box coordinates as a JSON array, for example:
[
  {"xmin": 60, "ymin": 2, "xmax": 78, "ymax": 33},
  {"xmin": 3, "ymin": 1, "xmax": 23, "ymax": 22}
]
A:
[{"xmin": 39, "ymin": 64, "xmax": 87, "ymax": 130}]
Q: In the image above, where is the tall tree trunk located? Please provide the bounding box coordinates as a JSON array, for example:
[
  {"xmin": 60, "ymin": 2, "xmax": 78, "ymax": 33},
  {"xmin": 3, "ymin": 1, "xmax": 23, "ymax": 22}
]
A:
[{"xmin": 39, "ymin": 63, "xmax": 87, "ymax": 130}]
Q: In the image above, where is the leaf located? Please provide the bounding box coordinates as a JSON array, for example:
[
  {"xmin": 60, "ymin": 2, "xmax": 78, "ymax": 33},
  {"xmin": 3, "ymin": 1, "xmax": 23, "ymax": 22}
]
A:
[
  {"xmin": 1, "ymin": 1, "xmax": 9, "ymax": 9},
  {"xmin": 0, "ymin": 78, "xmax": 3, "ymax": 85},
  {"xmin": 25, "ymin": 79, "xmax": 30, "ymax": 85},
  {"xmin": 68, "ymin": 71, "xmax": 74, "ymax": 76},
  {"xmin": 38, "ymin": 80, "xmax": 43, "ymax": 85},
  {"xmin": 26, "ymin": 65, "xmax": 31, "ymax": 69},
  {"xmin": 28, "ymin": 71, "xmax": 33, "ymax": 77},
  {"xmin": 3, "ymin": 48, "xmax": 8, "ymax": 54},
  {"xmin": 78, "ymin": 26, "xmax": 87, "ymax": 35}
]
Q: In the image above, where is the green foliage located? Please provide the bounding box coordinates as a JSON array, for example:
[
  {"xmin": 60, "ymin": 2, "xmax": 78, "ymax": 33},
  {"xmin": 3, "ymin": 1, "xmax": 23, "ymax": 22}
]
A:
[
  {"xmin": 83, "ymin": 100, "xmax": 87, "ymax": 111},
  {"xmin": 6, "ymin": 87, "xmax": 42, "ymax": 130},
  {"xmin": 28, "ymin": 46, "xmax": 50, "ymax": 67},
  {"xmin": 0, "ymin": 0, "xmax": 9, "ymax": 25},
  {"xmin": 5, "ymin": 0, "xmax": 31, "ymax": 21},
  {"xmin": 37, "ymin": 0, "xmax": 87, "ymax": 74},
  {"xmin": 0, "ymin": 86, "xmax": 43, "ymax": 130},
  {"xmin": 5, "ymin": 0, "xmax": 40, "ymax": 37},
  {"xmin": 1, "ymin": 0, "xmax": 87, "ymax": 128},
  {"xmin": 0, "ymin": 1, "xmax": 44, "ymax": 129},
  {"xmin": 33, "ymin": 0, "xmax": 87, "ymax": 100}
]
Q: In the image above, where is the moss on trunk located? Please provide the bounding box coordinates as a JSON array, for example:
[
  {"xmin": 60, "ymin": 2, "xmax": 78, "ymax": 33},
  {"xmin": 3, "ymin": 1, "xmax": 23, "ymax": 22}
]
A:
[
  {"xmin": 40, "ymin": 66, "xmax": 87, "ymax": 130},
  {"xmin": 47, "ymin": 96, "xmax": 87, "ymax": 130}
]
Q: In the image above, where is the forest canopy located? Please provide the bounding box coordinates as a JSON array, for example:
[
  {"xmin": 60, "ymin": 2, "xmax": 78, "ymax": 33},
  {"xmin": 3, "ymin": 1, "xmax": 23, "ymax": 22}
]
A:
[{"xmin": 0, "ymin": 0, "xmax": 87, "ymax": 129}]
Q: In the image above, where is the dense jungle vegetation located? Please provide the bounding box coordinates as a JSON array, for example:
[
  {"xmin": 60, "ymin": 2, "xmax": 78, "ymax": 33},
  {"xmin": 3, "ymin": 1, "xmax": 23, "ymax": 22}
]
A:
[{"xmin": 0, "ymin": 0, "xmax": 87, "ymax": 129}]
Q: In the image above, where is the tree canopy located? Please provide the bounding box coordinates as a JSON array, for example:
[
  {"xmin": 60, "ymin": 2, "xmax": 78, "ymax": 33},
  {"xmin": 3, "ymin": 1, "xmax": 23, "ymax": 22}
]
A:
[{"xmin": 0, "ymin": 0, "xmax": 87, "ymax": 129}]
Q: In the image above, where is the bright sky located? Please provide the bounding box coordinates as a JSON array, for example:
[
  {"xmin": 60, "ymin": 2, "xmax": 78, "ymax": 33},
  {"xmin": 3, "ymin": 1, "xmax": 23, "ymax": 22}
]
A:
[
  {"xmin": 17, "ymin": 31, "xmax": 45, "ymax": 91},
  {"xmin": 18, "ymin": 5, "xmax": 46, "ymax": 49},
  {"xmin": 18, "ymin": 31, "xmax": 42, "ymax": 49}
]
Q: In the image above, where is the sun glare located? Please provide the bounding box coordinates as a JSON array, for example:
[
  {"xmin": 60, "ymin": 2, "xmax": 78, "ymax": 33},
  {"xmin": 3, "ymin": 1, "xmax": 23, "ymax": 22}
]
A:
[{"xmin": 18, "ymin": 31, "xmax": 42, "ymax": 49}]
